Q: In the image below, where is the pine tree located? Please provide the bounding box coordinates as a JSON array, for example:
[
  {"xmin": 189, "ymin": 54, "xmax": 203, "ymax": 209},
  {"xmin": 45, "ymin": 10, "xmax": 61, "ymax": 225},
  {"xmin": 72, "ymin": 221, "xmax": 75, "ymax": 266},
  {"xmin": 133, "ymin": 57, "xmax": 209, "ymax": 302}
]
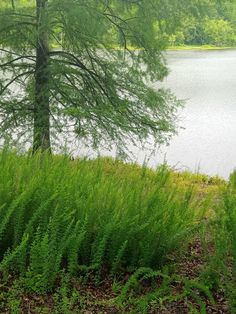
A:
[{"xmin": 0, "ymin": 0, "xmax": 182, "ymax": 153}]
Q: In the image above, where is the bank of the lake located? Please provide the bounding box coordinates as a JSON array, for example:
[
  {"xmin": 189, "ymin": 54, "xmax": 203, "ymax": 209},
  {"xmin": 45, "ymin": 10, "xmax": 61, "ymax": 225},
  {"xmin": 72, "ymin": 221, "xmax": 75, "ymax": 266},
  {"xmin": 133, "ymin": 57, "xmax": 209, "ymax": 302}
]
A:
[{"xmin": 168, "ymin": 45, "xmax": 236, "ymax": 51}]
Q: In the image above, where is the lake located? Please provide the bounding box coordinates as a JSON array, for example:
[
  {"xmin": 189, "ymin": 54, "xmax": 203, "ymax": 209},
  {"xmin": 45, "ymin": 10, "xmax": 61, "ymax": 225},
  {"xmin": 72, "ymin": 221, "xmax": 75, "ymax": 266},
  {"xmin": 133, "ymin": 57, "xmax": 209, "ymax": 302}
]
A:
[
  {"xmin": 158, "ymin": 49, "xmax": 236, "ymax": 179},
  {"xmin": 80, "ymin": 49, "xmax": 236, "ymax": 179},
  {"xmin": 2, "ymin": 49, "xmax": 236, "ymax": 179}
]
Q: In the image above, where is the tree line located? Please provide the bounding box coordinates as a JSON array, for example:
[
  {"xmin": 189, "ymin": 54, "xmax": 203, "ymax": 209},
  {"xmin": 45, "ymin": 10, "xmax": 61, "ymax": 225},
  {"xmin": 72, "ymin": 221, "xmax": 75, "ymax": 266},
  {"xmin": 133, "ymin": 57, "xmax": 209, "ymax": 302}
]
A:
[{"xmin": 168, "ymin": 0, "xmax": 236, "ymax": 46}]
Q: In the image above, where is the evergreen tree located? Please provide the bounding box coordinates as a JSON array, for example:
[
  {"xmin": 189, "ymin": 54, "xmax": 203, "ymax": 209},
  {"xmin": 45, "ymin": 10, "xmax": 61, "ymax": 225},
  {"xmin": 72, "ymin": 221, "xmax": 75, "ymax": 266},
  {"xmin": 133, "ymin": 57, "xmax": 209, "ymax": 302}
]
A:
[{"xmin": 0, "ymin": 0, "xmax": 182, "ymax": 153}]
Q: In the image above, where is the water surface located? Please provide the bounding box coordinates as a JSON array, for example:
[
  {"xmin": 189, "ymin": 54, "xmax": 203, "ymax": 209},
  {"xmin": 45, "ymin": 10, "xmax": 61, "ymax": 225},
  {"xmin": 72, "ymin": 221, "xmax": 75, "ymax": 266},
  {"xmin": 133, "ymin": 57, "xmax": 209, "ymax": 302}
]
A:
[
  {"xmin": 156, "ymin": 49, "xmax": 236, "ymax": 179},
  {"xmin": 85, "ymin": 49, "xmax": 236, "ymax": 179}
]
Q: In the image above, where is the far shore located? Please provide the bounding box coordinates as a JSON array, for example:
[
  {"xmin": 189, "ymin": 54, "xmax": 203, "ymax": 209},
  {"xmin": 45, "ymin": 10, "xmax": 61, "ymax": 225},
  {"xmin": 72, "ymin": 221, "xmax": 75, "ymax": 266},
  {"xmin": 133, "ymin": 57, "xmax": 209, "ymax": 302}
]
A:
[{"xmin": 167, "ymin": 45, "xmax": 236, "ymax": 51}]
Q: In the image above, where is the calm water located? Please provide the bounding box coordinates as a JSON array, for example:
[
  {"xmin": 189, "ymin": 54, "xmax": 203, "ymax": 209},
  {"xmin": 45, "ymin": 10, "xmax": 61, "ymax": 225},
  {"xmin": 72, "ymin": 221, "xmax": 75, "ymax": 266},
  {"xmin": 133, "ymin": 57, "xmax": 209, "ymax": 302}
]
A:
[
  {"xmin": 81, "ymin": 49, "xmax": 236, "ymax": 179},
  {"xmin": 157, "ymin": 49, "xmax": 236, "ymax": 179}
]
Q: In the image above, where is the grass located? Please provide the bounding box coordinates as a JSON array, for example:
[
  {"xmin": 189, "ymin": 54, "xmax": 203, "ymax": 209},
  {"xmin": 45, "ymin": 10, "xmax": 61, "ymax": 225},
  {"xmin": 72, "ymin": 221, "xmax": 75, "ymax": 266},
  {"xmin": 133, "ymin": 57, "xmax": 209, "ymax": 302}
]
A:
[
  {"xmin": 0, "ymin": 149, "xmax": 235, "ymax": 313},
  {"xmin": 168, "ymin": 45, "xmax": 236, "ymax": 51}
]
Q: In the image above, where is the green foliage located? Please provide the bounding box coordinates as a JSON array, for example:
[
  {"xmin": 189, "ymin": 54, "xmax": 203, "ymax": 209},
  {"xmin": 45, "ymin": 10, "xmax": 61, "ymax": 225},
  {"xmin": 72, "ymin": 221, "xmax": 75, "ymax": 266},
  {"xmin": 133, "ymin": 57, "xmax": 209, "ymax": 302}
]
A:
[
  {"xmin": 52, "ymin": 274, "xmax": 83, "ymax": 314},
  {"xmin": 0, "ymin": 0, "xmax": 182, "ymax": 152},
  {"xmin": 168, "ymin": 1, "xmax": 236, "ymax": 47},
  {"xmin": 117, "ymin": 267, "xmax": 214, "ymax": 313},
  {"xmin": 0, "ymin": 279, "xmax": 23, "ymax": 314},
  {"xmin": 0, "ymin": 150, "xmax": 205, "ymax": 293},
  {"xmin": 208, "ymin": 170, "xmax": 236, "ymax": 312},
  {"xmin": 202, "ymin": 18, "xmax": 236, "ymax": 46}
]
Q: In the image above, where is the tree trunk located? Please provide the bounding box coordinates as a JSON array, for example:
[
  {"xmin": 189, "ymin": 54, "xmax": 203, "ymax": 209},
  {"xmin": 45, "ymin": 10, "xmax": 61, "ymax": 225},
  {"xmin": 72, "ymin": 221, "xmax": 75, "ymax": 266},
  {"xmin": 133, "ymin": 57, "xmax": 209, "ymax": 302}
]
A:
[{"xmin": 33, "ymin": 0, "xmax": 51, "ymax": 153}]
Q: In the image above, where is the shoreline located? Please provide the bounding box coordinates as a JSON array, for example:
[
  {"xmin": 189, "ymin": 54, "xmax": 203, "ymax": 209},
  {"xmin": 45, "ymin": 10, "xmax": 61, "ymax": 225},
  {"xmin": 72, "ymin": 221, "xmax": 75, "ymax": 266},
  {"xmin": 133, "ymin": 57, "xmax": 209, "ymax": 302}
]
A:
[{"xmin": 167, "ymin": 45, "xmax": 236, "ymax": 51}]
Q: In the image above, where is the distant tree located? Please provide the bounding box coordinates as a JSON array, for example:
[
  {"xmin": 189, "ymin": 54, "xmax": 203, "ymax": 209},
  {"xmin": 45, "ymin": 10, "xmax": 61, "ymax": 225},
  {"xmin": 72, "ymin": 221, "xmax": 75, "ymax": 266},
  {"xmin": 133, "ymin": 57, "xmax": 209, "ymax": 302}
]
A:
[
  {"xmin": 166, "ymin": 0, "xmax": 236, "ymax": 47},
  {"xmin": 203, "ymin": 18, "xmax": 235, "ymax": 46},
  {"xmin": 0, "ymin": 0, "xmax": 182, "ymax": 153}
]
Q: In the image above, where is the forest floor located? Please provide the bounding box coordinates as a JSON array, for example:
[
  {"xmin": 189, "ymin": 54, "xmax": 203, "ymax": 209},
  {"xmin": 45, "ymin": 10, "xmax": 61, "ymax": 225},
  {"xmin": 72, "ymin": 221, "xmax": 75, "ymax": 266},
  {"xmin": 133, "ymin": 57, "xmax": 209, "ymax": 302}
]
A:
[{"xmin": 0, "ymin": 234, "xmax": 229, "ymax": 313}]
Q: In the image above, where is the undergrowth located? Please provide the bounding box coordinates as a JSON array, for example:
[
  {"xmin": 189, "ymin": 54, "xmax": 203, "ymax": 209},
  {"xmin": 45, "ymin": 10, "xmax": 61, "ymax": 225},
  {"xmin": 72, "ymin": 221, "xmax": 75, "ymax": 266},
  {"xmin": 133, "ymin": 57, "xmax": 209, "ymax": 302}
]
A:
[
  {"xmin": 209, "ymin": 169, "xmax": 236, "ymax": 313},
  {"xmin": 0, "ymin": 149, "xmax": 208, "ymax": 295},
  {"xmin": 1, "ymin": 149, "xmax": 234, "ymax": 313}
]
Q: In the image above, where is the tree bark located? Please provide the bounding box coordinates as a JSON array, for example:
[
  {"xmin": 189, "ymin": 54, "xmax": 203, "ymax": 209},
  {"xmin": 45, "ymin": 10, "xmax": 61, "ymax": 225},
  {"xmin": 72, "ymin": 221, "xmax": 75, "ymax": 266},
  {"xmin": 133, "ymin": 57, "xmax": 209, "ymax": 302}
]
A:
[{"xmin": 33, "ymin": 0, "xmax": 51, "ymax": 153}]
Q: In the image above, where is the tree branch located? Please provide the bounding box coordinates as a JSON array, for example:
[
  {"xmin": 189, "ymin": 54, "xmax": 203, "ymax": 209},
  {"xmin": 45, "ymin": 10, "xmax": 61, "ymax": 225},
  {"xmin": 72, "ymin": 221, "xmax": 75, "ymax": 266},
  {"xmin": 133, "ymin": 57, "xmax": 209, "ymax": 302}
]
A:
[
  {"xmin": 0, "ymin": 56, "xmax": 36, "ymax": 67},
  {"xmin": 0, "ymin": 71, "xmax": 34, "ymax": 95}
]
